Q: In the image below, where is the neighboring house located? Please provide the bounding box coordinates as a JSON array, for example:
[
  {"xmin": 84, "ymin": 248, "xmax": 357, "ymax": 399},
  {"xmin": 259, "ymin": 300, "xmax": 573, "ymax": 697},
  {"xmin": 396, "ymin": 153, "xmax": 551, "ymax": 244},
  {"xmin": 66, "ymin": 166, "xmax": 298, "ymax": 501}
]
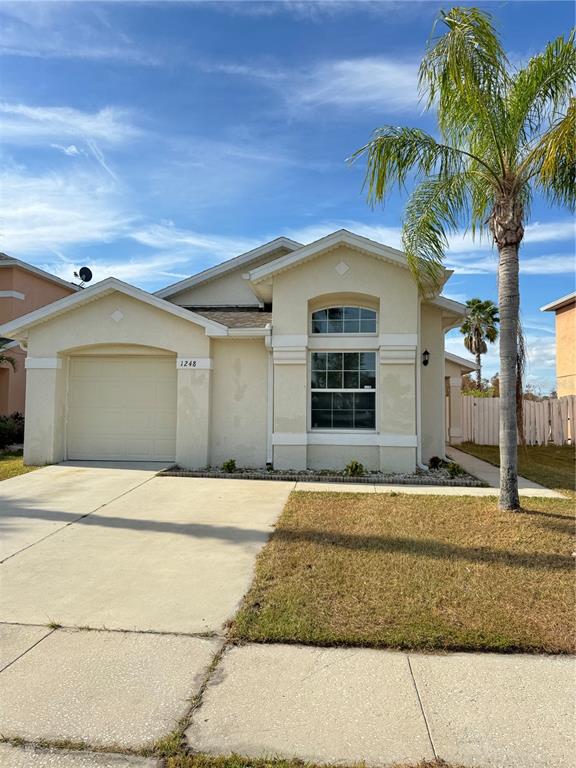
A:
[
  {"xmin": 0, "ymin": 230, "xmax": 467, "ymax": 471},
  {"xmin": 540, "ymin": 292, "xmax": 576, "ymax": 397},
  {"xmin": 0, "ymin": 254, "xmax": 78, "ymax": 416},
  {"xmin": 444, "ymin": 351, "xmax": 478, "ymax": 444}
]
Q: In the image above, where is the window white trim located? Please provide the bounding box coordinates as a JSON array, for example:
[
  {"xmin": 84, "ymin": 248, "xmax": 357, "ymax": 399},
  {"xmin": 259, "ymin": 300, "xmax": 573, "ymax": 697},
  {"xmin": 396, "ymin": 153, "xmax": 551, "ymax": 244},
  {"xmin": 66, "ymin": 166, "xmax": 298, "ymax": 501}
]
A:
[
  {"xmin": 0, "ymin": 290, "xmax": 25, "ymax": 300},
  {"xmin": 310, "ymin": 305, "xmax": 377, "ymax": 335},
  {"xmin": 272, "ymin": 433, "xmax": 417, "ymax": 447},
  {"xmin": 309, "ymin": 349, "xmax": 378, "ymax": 432}
]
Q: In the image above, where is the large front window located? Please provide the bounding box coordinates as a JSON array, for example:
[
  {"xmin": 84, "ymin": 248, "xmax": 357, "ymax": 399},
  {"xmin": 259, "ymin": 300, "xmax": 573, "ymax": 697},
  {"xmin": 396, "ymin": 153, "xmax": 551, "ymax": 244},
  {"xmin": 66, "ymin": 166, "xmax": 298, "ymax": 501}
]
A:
[
  {"xmin": 311, "ymin": 352, "xmax": 376, "ymax": 429},
  {"xmin": 311, "ymin": 306, "xmax": 377, "ymax": 334}
]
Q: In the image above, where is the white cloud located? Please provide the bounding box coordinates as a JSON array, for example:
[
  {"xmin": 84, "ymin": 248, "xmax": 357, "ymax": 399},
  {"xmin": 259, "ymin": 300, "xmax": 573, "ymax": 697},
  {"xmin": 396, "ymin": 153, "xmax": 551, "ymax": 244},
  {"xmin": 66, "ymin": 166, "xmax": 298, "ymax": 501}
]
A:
[
  {"xmin": 130, "ymin": 223, "xmax": 259, "ymax": 263},
  {"xmin": 0, "ymin": 2, "xmax": 160, "ymax": 65},
  {"xmin": 207, "ymin": 55, "xmax": 420, "ymax": 112},
  {"xmin": 51, "ymin": 144, "xmax": 82, "ymax": 157},
  {"xmin": 0, "ymin": 168, "xmax": 134, "ymax": 254},
  {"xmin": 0, "ymin": 102, "xmax": 140, "ymax": 145},
  {"xmin": 44, "ymin": 252, "xmax": 192, "ymax": 287},
  {"xmin": 291, "ymin": 58, "xmax": 419, "ymax": 111},
  {"xmin": 207, "ymin": 1, "xmax": 423, "ymax": 21}
]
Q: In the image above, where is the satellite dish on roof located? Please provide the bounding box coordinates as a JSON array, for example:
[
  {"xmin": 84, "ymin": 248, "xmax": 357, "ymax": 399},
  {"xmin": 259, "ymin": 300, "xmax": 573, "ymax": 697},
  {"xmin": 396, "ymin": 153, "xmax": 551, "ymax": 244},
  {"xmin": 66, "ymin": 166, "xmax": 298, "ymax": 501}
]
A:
[{"xmin": 74, "ymin": 266, "xmax": 93, "ymax": 287}]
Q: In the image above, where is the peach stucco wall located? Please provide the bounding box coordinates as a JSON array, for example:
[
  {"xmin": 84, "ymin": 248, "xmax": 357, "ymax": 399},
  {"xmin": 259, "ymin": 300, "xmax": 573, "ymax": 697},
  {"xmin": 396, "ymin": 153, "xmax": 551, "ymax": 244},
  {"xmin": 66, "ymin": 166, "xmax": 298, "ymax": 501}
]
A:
[
  {"xmin": 0, "ymin": 265, "xmax": 76, "ymax": 415},
  {"xmin": 555, "ymin": 302, "xmax": 576, "ymax": 397}
]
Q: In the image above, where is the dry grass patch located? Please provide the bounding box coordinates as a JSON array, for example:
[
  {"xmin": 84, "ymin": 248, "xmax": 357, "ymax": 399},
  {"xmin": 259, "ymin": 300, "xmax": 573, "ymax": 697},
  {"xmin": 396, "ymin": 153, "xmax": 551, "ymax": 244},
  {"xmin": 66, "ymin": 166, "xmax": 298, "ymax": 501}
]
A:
[
  {"xmin": 0, "ymin": 450, "xmax": 38, "ymax": 481},
  {"xmin": 231, "ymin": 491, "xmax": 575, "ymax": 654},
  {"xmin": 458, "ymin": 443, "xmax": 575, "ymax": 494},
  {"xmin": 167, "ymin": 756, "xmax": 465, "ymax": 768}
]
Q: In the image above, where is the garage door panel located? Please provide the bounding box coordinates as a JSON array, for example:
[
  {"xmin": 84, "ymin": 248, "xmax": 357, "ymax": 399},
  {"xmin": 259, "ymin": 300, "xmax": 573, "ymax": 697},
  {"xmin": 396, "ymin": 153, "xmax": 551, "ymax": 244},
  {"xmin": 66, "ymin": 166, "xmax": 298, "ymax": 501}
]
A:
[{"xmin": 67, "ymin": 356, "xmax": 177, "ymax": 461}]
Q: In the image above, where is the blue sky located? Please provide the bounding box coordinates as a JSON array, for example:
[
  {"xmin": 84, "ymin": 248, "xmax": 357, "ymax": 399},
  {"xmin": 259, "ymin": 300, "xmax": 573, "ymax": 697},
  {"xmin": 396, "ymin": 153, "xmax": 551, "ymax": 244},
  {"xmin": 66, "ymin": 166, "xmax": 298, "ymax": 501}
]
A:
[{"xmin": 1, "ymin": 0, "xmax": 574, "ymax": 391}]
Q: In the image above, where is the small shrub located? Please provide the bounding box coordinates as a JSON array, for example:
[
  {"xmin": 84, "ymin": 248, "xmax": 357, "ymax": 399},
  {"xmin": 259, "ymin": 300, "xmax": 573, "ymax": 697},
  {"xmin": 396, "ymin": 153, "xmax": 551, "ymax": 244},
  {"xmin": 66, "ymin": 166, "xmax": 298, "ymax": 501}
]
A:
[
  {"xmin": 9, "ymin": 412, "xmax": 24, "ymax": 443},
  {"xmin": 0, "ymin": 413, "xmax": 24, "ymax": 450},
  {"xmin": 428, "ymin": 456, "xmax": 443, "ymax": 470},
  {"xmin": 447, "ymin": 461, "xmax": 465, "ymax": 478},
  {"xmin": 221, "ymin": 458, "xmax": 236, "ymax": 473},
  {"xmin": 344, "ymin": 459, "xmax": 365, "ymax": 477}
]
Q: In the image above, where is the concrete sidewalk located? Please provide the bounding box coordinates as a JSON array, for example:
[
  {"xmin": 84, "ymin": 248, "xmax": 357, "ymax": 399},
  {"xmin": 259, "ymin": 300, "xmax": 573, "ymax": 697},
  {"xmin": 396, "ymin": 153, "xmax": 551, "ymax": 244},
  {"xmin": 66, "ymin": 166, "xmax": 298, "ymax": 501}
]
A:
[
  {"xmin": 187, "ymin": 642, "xmax": 575, "ymax": 768},
  {"xmin": 445, "ymin": 446, "xmax": 564, "ymax": 497}
]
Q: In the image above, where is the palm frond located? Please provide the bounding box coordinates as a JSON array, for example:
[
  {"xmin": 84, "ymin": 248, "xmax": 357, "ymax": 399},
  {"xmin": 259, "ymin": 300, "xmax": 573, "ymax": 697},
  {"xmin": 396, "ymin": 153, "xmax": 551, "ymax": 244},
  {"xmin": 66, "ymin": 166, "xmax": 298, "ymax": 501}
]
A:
[
  {"xmin": 420, "ymin": 7, "xmax": 508, "ymax": 167},
  {"xmin": 528, "ymin": 97, "xmax": 576, "ymax": 210},
  {"xmin": 349, "ymin": 126, "xmax": 500, "ymax": 206},
  {"xmin": 401, "ymin": 173, "xmax": 470, "ymax": 291},
  {"xmin": 507, "ymin": 32, "xmax": 576, "ymax": 151}
]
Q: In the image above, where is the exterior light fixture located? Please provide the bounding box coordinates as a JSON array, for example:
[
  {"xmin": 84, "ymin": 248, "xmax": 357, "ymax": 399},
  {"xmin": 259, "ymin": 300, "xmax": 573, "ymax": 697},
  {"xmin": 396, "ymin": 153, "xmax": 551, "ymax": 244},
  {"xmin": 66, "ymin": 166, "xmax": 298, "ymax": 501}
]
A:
[{"xmin": 422, "ymin": 349, "xmax": 430, "ymax": 366}]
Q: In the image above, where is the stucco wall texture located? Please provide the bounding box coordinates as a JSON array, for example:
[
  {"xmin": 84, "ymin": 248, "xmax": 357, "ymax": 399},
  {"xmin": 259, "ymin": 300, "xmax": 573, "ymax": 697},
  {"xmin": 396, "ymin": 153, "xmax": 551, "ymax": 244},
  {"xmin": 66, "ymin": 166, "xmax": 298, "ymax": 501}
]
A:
[
  {"xmin": 555, "ymin": 302, "xmax": 575, "ymax": 396},
  {"xmin": 0, "ymin": 263, "xmax": 76, "ymax": 415}
]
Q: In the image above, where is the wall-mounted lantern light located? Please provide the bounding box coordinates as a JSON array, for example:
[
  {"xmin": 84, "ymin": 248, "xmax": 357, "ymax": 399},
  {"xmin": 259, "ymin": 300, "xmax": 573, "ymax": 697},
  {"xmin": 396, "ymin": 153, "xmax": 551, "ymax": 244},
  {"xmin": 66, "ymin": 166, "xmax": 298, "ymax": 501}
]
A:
[{"xmin": 422, "ymin": 349, "xmax": 430, "ymax": 366}]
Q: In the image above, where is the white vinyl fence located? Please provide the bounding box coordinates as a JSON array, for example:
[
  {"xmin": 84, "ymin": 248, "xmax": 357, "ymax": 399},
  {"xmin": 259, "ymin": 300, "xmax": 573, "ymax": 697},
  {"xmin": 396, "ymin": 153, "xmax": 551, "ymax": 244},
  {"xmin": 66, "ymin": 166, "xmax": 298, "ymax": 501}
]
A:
[{"xmin": 462, "ymin": 395, "xmax": 576, "ymax": 446}]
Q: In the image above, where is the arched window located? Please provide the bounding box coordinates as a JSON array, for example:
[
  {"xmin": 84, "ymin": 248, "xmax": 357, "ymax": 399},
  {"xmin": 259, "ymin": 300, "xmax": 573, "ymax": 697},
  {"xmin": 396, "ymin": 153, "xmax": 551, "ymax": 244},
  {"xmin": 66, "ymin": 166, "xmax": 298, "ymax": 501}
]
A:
[{"xmin": 311, "ymin": 306, "xmax": 377, "ymax": 334}]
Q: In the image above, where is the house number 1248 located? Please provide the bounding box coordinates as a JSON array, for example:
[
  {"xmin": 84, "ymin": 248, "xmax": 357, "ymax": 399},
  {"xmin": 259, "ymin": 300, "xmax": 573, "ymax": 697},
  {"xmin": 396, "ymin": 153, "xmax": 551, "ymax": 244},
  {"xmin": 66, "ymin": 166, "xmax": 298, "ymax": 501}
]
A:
[{"xmin": 177, "ymin": 359, "xmax": 199, "ymax": 368}]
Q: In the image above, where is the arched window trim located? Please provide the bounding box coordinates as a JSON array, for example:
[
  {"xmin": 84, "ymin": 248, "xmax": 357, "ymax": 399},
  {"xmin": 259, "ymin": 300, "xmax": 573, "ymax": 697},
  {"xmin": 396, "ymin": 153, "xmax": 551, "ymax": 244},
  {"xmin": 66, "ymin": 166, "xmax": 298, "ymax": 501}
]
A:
[{"xmin": 310, "ymin": 305, "xmax": 377, "ymax": 335}]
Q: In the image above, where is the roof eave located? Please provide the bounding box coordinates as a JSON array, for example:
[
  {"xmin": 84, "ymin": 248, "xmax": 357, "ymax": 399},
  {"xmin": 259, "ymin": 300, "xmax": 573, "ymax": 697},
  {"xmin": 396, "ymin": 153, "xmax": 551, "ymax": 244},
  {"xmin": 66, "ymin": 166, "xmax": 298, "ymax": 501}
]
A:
[
  {"xmin": 0, "ymin": 277, "xmax": 230, "ymax": 340},
  {"xmin": 154, "ymin": 236, "xmax": 303, "ymax": 299},
  {"xmin": 248, "ymin": 229, "xmax": 410, "ymax": 283}
]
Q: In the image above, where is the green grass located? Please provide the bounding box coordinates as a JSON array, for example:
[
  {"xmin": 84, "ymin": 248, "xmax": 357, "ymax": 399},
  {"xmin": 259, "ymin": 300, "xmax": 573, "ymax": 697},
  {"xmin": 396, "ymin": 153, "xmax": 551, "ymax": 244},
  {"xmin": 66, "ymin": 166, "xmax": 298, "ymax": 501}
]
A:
[
  {"xmin": 0, "ymin": 449, "xmax": 38, "ymax": 481},
  {"xmin": 457, "ymin": 443, "xmax": 575, "ymax": 493},
  {"xmin": 231, "ymin": 491, "xmax": 575, "ymax": 654}
]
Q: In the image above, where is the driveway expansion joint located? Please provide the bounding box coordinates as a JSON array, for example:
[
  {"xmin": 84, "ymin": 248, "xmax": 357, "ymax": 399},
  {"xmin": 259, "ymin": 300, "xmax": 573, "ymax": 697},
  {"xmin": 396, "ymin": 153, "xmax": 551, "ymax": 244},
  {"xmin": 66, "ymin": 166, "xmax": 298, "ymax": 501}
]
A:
[{"xmin": 0, "ymin": 627, "xmax": 57, "ymax": 674}]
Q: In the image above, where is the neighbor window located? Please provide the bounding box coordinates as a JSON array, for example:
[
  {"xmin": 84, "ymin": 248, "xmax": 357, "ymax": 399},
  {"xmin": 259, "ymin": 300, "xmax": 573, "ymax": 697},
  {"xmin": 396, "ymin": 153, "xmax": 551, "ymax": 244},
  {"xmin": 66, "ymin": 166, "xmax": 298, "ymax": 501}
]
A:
[
  {"xmin": 310, "ymin": 352, "xmax": 376, "ymax": 429},
  {"xmin": 311, "ymin": 306, "xmax": 377, "ymax": 334}
]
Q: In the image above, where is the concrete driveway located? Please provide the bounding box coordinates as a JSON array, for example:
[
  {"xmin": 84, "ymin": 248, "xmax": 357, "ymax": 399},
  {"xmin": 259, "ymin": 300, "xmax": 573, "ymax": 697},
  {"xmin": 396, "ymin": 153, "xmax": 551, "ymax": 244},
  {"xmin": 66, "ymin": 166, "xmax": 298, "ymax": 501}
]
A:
[
  {"xmin": 0, "ymin": 464, "xmax": 293, "ymax": 754},
  {"xmin": 1, "ymin": 464, "xmax": 293, "ymax": 633}
]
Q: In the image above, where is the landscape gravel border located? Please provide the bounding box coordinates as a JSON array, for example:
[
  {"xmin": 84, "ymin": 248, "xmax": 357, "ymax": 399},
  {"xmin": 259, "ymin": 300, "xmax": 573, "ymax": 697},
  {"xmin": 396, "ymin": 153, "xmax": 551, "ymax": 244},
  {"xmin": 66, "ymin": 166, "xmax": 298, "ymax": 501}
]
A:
[{"xmin": 158, "ymin": 467, "xmax": 487, "ymax": 487}]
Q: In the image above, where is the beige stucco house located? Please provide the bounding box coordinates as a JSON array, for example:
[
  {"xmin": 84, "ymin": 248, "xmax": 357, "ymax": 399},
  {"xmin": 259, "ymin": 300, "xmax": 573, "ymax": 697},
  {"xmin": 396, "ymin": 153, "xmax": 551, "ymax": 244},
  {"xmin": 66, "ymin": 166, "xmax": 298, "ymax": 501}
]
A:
[
  {"xmin": 541, "ymin": 292, "xmax": 576, "ymax": 397},
  {"xmin": 0, "ymin": 254, "xmax": 78, "ymax": 416},
  {"xmin": 0, "ymin": 230, "xmax": 467, "ymax": 471}
]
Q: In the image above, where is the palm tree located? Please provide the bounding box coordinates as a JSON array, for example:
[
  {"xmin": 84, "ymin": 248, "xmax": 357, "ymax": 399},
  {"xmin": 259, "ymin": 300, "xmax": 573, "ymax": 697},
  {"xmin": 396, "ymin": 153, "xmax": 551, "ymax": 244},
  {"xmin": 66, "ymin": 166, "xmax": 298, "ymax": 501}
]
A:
[
  {"xmin": 352, "ymin": 7, "xmax": 575, "ymax": 511},
  {"xmin": 460, "ymin": 298, "xmax": 499, "ymax": 387}
]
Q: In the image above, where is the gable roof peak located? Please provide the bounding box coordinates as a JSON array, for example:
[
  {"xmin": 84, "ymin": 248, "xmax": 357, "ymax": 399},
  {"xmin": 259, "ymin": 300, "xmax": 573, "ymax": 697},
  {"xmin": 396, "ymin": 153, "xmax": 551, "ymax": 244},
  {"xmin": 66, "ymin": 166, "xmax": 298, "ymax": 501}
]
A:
[{"xmin": 155, "ymin": 235, "xmax": 303, "ymax": 299}]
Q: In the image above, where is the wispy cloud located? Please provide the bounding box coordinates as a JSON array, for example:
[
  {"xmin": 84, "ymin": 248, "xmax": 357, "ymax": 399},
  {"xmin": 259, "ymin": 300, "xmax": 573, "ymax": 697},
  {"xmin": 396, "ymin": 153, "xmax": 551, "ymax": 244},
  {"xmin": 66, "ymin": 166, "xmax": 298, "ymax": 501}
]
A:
[
  {"xmin": 51, "ymin": 144, "xmax": 83, "ymax": 157},
  {"xmin": 203, "ymin": 55, "xmax": 420, "ymax": 112},
  {"xmin": 0, "ymin": 2, "xmax": 160, "ymax": 65},
  {"xmin": 290, "ymin": 58, "xmax": 419, "ymax": 111},
  {"xmin": 0, "ymin": 168, "xmax": 134, "ymax": 254},
  {"xmin": 207, "ymin": 1, "xmax": 426, "ymax": 21},
  {"xmin": 130, "ymin": 223, "xmax": 260, "ymax": 263},
  {"xmin": 0, "ymin": 102, "xmax": 140, "ymax": 145},
  {"xmin": 44, "ymin": 252, "xmax": 193, "ymax": 287}
]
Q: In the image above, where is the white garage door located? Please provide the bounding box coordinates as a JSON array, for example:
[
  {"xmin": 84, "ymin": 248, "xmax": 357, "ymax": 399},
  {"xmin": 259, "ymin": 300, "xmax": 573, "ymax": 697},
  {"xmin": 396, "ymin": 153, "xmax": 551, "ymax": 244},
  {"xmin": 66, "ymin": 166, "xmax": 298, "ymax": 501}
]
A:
[{"xmin": 67, "ymin": 356, "xmax": 177, "ymax": 461}]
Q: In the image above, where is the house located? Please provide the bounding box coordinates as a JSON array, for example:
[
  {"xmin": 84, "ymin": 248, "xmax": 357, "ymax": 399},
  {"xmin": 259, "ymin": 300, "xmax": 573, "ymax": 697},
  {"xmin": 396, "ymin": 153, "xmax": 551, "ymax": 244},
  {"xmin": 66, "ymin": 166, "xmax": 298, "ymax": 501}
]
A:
[
  {"xmin": 444, "ymin": 351, "xmax": 478, "ymax": 444},
  {"xmin": 540, "ymin": 292, "xmax": 576, "ymax": 397},
  {"xmin": 0, "ymin": 230, "xmax": 467, "ymax": 471},
  {"xmin": 0, "ymin": 254, "xmax": 79, "ymax": 416}
]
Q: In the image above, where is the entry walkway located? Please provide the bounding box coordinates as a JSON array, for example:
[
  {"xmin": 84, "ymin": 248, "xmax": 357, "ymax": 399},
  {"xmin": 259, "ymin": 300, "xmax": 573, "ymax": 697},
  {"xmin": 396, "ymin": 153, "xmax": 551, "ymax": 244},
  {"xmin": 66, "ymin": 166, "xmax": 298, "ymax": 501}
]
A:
[{"xmin": 445, "ymin": 445, "xmax": 564, "ymax": 497}]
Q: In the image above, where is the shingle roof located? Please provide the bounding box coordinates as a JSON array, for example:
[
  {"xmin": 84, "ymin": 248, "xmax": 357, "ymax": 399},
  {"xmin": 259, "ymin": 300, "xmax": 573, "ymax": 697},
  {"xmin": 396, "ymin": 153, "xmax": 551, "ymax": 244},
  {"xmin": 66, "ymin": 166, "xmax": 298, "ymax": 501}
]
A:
[{"xmin": 191, "ymin": 309, "xmax": 272, "ymax": 328}]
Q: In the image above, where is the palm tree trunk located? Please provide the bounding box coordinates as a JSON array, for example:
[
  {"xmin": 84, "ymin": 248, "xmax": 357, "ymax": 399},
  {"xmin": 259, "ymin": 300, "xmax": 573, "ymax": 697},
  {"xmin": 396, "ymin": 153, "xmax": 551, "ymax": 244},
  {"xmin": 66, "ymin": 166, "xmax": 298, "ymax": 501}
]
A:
[
  {"xmin": 493, "ymin": 195, "xmax": 523, "ymax": 511},
  {"xmin": 475, "ymin": 351, "xmax": 482, "ymax": 388}
]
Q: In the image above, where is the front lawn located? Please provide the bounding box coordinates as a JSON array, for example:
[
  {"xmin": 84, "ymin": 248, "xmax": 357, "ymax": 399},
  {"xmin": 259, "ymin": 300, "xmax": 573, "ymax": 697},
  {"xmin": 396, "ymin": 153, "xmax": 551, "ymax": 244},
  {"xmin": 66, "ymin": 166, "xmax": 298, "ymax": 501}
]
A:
[
  {"xmin": 0, "ymin": 450, "xmax": 38, "ymax": 481},
  {"xmin": 457, "ymin": 443, "xmax": 575, "ymax": 493},
  {"xmin": 231, "ymin": 491, "xmax": 575, "ymax": 654}
]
